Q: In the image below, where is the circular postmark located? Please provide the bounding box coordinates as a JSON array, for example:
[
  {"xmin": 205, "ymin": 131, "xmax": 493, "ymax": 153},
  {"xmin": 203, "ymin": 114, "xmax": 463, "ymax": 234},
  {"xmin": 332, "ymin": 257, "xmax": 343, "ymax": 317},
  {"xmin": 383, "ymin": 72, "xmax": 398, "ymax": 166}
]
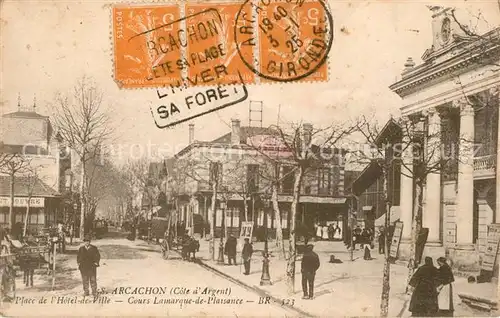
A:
[{"xmin": 234, "ymin": 0, "xmax": 334, "ymax": 82}]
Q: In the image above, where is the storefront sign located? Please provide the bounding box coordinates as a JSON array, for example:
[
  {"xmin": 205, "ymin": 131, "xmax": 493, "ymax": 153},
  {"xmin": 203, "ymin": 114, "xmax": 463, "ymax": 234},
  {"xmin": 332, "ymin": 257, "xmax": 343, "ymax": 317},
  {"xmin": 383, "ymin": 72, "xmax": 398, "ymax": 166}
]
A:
[
  {"xmin": 389, "ymin": 221, "xmax": 403, "ymax": 259},
  {"xmin": 0, "ymin": 197, "xmax": 45, "ymax": 208},
  {"xmin": 481, "ymin": 224, "xmax": 500, "ymax": 272},
  {"xmin": 240, "ymin": 221, "xmax": 254, "ymax": 239}
]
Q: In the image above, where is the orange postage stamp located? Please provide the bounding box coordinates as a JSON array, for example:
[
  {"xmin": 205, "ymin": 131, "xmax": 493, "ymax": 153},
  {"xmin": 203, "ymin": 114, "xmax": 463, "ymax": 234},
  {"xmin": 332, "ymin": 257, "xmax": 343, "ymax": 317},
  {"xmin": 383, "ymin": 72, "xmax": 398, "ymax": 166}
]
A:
[{"xmin": 111, "ymin": 0, "xmax": 333, "ymax": 89}]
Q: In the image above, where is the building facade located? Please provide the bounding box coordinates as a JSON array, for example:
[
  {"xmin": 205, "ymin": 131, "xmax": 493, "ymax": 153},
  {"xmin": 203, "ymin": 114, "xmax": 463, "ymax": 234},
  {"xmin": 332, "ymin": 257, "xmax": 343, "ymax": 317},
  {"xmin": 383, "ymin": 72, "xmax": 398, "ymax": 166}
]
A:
[
  {"xmin": 166, "ymin": 120, "xmax": 349, "ymax": 239},
  {"xmin": 0, "ymin": 104, "xmax": 68, "ymax": 234},
  {"xmin": 389, "ymin": 7, "xmax": 500, "ymax": 269}
]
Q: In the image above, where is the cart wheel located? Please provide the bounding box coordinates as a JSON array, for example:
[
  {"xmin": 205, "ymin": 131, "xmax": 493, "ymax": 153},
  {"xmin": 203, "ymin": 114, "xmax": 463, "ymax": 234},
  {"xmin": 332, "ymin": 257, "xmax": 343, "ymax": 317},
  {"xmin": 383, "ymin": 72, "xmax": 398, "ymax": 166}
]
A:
[
  {"xmin": 161, "ymin": 242, "xmax": 170, "ymax": 260},
  {"xmin": 162, "ymin": 249, "xmax": 169, "ymax": 260}
]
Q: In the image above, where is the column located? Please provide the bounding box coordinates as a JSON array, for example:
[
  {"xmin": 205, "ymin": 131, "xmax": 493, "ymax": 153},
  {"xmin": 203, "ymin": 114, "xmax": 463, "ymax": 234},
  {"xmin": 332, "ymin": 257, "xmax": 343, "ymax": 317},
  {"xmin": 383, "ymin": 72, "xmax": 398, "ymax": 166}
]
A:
[
  {"xmin": 423, "ymin": 108, "xmax": 442, "ymax": 244},
  {"xmin": 493, "ymin": 87, "xmax": 500, "ymax": 224},
  {"xmin": 456, "ymin": 98, "xmax": 475, "ymax": 246},
  {"xmin": 400, "ymin": 118, "xmax": 413, "ymax": 241}
]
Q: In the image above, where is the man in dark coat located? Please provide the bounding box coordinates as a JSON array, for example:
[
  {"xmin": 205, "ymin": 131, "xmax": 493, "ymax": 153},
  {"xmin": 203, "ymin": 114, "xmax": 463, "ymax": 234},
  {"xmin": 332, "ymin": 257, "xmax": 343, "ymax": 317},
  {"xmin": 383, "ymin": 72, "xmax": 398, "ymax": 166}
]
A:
[
  {"xmin": 241, "ymin": 238, "xmax": 253, "ymax": 275},
  {"xmin": 224, "ymin": 234, "xmax": 237, "ymax": 265},
  {"xmin": 77, "ymin": 235, "xmax": 101, "ymax": 297},
  {"xmin": 301, "ymin": 244, "xmax": 320, "ymax": 299},
  {"xmin": 408, "ymin": 256, "xmax": 439, "ymax": 317}
]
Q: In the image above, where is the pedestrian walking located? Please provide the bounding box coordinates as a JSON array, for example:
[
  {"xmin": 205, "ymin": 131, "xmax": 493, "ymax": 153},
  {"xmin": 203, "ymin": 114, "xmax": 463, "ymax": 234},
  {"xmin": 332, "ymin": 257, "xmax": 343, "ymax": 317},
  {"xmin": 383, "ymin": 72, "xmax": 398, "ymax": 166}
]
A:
[
  {"xmin": 378, "ymin": 228, "xmax": 386, "ymax": 254},
  {"xmin": 436, "ymin": 257, "xmax": 455, "ymax": 317},
  {"xmin": 301, "ymin": 244, "xmax": 320, "ymax": 300},
  {"xmin": 408, "ymin": 256, "xmax": 439, "ymax": 317},
  {"xmin": 363, "ymin": 238, "xmax": 373, "ymax": 260},
  {"xmin": 241, "ymin": 238, "xmax": 253, "ymax": 275},
  {"xmin": 77, "ymin": 235, "xmax": 101, "ymax": 297},
  {"xmin": 224, "ymin": 234, "xmax": 237, "ymax": 265}
]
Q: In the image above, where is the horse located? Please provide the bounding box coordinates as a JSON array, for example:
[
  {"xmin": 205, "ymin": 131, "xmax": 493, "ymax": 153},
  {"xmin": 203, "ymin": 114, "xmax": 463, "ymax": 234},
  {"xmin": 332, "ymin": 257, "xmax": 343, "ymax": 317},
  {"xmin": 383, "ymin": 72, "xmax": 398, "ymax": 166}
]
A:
[{"xmin": 181, "ymin": 237, "xmax": 200, "ymax": 261}]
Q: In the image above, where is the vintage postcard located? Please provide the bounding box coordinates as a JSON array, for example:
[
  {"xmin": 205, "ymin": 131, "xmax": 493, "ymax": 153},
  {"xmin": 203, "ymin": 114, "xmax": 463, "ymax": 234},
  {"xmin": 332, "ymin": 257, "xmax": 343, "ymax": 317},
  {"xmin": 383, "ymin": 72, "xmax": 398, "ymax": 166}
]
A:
[{"xmin": 1, "ymin": 0, "xmax": 499, "ymax": 316}]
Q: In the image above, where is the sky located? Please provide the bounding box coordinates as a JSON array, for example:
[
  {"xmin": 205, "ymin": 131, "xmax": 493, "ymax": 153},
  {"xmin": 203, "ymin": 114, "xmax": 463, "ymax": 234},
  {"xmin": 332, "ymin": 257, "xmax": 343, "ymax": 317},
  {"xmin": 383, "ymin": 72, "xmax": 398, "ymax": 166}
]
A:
[{"xmin": 1, "ymin": 0, "xmax": 499, "ymax": 162}]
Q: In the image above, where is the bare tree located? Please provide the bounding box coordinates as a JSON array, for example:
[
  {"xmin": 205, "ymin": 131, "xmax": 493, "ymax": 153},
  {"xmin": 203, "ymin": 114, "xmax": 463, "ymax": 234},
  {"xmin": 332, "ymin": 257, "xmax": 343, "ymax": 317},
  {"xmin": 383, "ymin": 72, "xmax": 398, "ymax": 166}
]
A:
[
  {"xmin": 0, "ymin": 154, "xmax": 31, "ymax": 229},
  {"xmin": 123, "ymin": 158, "xmax": 159, "ymax": 241},
  {"xmin": 354, "ymin": 116, "xmax": 403, "ymax": 317},
  {"xmin": 268, "ymin": 121, "xmax": 355, "ymax": 294},
  {"xmin": 52, "ymin": 76, "xmax": 113, "ymax": 239}
]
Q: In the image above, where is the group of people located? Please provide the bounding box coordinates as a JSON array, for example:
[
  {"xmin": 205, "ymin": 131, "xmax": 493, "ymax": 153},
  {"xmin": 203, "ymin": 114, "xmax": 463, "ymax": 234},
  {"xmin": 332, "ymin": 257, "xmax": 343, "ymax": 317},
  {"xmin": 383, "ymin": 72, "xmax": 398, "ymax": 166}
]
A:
[
  {"xmin": 222, "ymin": 234, "xmax": 254, "ymax": 275},
  {"xmin": 409, "ymin": 256, "xmax": 455, "ymax": 317},
  {"xmin": 314, "ymin": 222, "xmax": 342, "ymax": 241}
]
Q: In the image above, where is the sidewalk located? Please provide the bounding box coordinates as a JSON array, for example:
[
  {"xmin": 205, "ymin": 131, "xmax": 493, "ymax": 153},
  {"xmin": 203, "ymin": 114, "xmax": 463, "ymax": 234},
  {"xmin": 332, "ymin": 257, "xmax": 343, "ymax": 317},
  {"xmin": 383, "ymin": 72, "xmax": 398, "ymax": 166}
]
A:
[{"xmin": 194, "ymin": 239, "xmax": 497, "ymax": 317}]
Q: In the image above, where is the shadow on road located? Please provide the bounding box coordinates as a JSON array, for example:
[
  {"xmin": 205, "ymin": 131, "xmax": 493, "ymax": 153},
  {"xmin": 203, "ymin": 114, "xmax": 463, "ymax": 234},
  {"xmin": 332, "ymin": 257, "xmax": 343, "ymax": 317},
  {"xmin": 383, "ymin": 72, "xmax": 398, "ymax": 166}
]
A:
[{"xmin": 99, "ymin": 245, "xmax": 147, "ymax": 259}]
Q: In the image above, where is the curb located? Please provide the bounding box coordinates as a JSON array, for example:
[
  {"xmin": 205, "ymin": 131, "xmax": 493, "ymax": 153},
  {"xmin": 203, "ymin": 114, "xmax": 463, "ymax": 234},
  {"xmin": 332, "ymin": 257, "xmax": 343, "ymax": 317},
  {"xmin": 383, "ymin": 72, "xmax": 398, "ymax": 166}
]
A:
[{"xmin": 193, "ymin": 258, "xmax": 315, "ymax": 317}]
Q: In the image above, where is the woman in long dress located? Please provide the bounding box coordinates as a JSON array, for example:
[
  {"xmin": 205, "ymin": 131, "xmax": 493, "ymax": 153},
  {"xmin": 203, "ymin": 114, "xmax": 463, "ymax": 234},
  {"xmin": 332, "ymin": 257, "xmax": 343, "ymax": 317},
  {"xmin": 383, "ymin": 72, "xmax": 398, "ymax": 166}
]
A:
[
  {"xmin": 408, "ymin": 256, "xmax": 439, "ymax": 317},
  {"xmin": 322, "ymin": 225, "xmax": 329, "ymax": 240},
  {"xmin": 316, "ymin": 223, "xmax": 322, "ymax": 240},
  {"xmin": 436, "ymin": 257, "xmax": 455, "ymax": 316}
]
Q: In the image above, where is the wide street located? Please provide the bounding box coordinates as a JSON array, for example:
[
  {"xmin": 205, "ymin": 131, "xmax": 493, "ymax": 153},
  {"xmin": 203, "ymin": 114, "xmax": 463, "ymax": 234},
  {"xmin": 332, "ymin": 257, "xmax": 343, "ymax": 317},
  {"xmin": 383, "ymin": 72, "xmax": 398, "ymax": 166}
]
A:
[{"xmin": 1, "ymin": 229, "xmax": 294, "ymax": 317}]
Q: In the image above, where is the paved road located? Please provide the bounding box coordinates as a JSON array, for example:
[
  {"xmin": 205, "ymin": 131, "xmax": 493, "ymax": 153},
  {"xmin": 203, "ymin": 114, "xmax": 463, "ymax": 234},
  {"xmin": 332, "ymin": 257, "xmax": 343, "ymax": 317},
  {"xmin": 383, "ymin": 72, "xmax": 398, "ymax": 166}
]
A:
[{"xmin": 2, "ymin": 234, "xmax": 292, "ymax": 316}]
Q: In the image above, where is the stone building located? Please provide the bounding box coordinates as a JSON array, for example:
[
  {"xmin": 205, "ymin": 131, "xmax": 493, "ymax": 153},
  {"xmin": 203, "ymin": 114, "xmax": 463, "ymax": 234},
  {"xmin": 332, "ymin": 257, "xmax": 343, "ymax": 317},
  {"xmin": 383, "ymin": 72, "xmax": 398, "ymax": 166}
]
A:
[
  {"xmin": 0, "ymin": 101, "xmax": 67, "ymax": 233},
  {"xmin": 389, "ymin": 7, "xmax": 500, "ymax": 269},
  {"xmin": 166, "ymin": 120, "xmax": 349, "ymax": 239}
]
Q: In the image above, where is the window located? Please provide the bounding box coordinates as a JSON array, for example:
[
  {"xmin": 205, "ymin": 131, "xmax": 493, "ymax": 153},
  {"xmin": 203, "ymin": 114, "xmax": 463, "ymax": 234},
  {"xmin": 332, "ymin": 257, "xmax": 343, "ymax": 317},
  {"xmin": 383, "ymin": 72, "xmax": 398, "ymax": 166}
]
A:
[
  {"xmin": 246, "ymin": 164, "xmax": 260, "ymax": 193},
  {"xmin": 318, "ymin": 168, "xmax": 331, "ymax": 195},
  {"xmin": 30, "ymin": 212, "xmax": 38, "ymax": 224},
  {"xmin": 281, "ymin": 166, "xmax": 294, "ymax": 194}
]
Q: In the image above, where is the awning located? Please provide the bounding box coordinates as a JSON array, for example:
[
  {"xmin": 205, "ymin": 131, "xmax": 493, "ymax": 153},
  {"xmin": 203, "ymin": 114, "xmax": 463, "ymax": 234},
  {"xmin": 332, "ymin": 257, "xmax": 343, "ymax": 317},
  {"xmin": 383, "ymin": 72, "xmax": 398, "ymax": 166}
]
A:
[
  {"xmin": 213, "ymin": 194, "xmax": 347, "ymax": 204},
  {"xmin": 375, "ymin": 206, "xmax": 400, "ymax": 226},
  {"xmin": 0, "ymin": 176, "xmax": 59, "ymax": 197}
]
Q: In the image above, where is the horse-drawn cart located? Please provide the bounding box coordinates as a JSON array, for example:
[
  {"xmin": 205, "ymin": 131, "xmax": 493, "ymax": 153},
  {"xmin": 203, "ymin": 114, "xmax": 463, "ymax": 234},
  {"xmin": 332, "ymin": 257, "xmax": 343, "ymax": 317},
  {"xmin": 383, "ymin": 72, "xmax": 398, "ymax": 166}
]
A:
[{"xmin": 151, "ymin": 217, "xmax": 200, "ymax": 261}]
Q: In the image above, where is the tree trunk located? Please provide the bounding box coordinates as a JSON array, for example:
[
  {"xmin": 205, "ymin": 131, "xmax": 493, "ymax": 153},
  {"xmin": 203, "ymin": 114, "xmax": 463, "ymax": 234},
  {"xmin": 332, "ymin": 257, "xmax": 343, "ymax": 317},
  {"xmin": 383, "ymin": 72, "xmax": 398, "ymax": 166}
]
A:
[
  {"xmin": 380, "ymin": 169, "xmax": 391, "ymax": 317},
  {"xmin": 79, "ymin": 159, "xmax": 86, "ymax": 239},
  {"xmin": 286, "ymin": 165, "xmax": 304, "ymax": 295},
  {"xmin": 211, "ymin": 181, "xmax": 218, "ymax": 261},
  {"xmin": 272, "ymin": 183, "xmax": 285, "ymax": 258},
  {"xmin": 406, "ymin": 178, "xmax": 424, "ymax": 291},
  {"xmin": 23, "ymin": 199, "xmax": 31, "ymax": 237},
  {"xmin": 202, "ymin": 196, "xmax": 207, "ymax": 237},
  {"xmin": 243, "ymin": 196, "xmax": 248, "ymax": 222},
  {"xmin": 9, "ymin": 172, "xmax": 14, "ymax": 229}
]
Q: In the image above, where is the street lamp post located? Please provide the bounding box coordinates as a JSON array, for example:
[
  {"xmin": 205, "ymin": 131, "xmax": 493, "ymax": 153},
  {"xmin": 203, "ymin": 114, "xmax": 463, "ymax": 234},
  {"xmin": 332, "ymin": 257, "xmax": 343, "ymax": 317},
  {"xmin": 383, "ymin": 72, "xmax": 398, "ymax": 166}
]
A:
[
  {"xmin": 217, "ymin": 200, "xmax": 226, "ymax": 265},
  {"xmin": 260, "ymin": 199, "xmax": 271, "ymax": 286}
]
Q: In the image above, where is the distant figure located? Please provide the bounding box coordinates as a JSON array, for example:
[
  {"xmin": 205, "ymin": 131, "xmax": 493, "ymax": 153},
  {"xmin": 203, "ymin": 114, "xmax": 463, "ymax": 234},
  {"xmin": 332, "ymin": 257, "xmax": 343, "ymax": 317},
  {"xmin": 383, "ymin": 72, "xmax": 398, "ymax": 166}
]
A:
[
  {"xmin": 408, "ymin": 256, "xmax": 438, "ymax": 317},
  {"xmin": 77, "ymin": 235, "xmax": 101, "ymax": 297},
  {"xmin": 315, "ymin": 223, "xmax": 322, "ymax": 240},
  {"xmin": 224, "ymin": 234, "xmax": 237, "ymax": 265},
  {"xmin": 436, "ymin": 257, "xmax": 455, "ymax": 317},
  {"xmin": 363, "ymin": 238, "xmax": 373, "ymax": 260},
  {"xmin": 327, "ymin": 224, "xmax": 334, "ymax": 240},
  {"xmin": 241, "ymin": 238, "xmax": 253, "ymax": 275},
  {"xmin": 321, "ymin": 225, "xmax": 329, "ymax": 240},
  {"xmin": 378, "ymin": 228, "xmax": 386, "ymax": 254},
  {"xmin": 301, "ymin": 244, "xmax": 320, "ymax": 300},
  {"xmin": 334, "ymin": 224, "xmax": 342, "ymax": 240}
]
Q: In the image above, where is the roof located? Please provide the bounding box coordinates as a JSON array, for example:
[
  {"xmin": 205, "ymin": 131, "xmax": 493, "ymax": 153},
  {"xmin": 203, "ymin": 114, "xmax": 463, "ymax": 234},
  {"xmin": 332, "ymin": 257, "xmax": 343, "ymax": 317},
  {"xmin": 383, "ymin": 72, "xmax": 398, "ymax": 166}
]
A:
[
  {"xmin": 374, "ymin": 119, "xmax": 402, "ymax": 147},
  {"xmin": 211, "ymin": 126, "xmax": 277, "ymax": 144},
  {"xmin": 0, "ymin": 144, "xmax": 49, "ymax": 155},
  {"xmin": 3, "ymin": 111, "xmax": 48, "ymax": 119},
  {"xmin": 0, "ymin": 176, "xmax": 59, "ymax": 197},
  {"xmin": 348, "ymin": 160, "xmax": 383, "ymax": 196}
]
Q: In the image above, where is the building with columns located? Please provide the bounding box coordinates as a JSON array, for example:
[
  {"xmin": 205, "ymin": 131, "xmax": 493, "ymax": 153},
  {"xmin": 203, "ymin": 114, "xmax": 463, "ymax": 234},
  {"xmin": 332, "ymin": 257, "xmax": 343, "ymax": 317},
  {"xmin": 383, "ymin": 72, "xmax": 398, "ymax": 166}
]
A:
[{"xmin": 389, "ymin": 7, "xmax": 500, "ymax": 269}]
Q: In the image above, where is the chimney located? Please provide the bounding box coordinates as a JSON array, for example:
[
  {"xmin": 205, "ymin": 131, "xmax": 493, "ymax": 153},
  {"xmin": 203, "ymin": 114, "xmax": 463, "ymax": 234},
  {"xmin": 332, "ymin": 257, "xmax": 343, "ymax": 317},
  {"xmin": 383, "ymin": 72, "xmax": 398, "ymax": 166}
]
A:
[
  {"xmin": 303, "ymin": 123, "xmax": 313, "ymax": 147},
  {"xmin": 401, "ymin": 57, "xmax": 415, "ymax": 78},
  {"xmin": 231, "ymin": 119, "xmax": 241, "ymax": 145},
  {"xmin": 189, "ymin": 124, "xmax": 194, "ymax": 144}
]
